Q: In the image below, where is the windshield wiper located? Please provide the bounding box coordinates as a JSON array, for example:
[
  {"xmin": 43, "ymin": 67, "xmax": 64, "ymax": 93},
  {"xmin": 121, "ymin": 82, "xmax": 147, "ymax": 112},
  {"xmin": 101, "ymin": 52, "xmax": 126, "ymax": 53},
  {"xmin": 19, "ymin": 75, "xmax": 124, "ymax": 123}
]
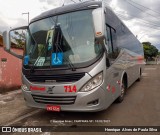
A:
[
  {"xmin": 57, "ymin": 44, "xmax": 76, "ymax": 71},
  {"xmin": 30, "ymin": 56, "xmax": 40, "ymax": 73},
  {"xmin": 30, "ymin": 43, "xmax": 47, "ymax": 73},
  {"xmin": 52, "ymin": 24, "xmax": 76, "ymax": 71}
]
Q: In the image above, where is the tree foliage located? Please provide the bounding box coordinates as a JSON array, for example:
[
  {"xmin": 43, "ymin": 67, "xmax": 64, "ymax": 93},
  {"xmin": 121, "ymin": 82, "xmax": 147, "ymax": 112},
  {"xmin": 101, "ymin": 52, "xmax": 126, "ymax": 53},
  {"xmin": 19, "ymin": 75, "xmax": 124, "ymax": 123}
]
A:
[
  {"xmin": 142, "ymin": 42, "xmax": 158, "ymax": 59},
  {"xmin": 11, "ymin": 30, "xmax": 26, "ymax": 49}
]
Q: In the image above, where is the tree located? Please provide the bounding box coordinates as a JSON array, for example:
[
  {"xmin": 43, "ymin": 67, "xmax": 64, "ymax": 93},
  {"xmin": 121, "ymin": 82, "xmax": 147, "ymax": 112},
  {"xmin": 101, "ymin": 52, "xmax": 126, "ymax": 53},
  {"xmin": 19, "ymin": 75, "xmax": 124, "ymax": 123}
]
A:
[
  {"xmin": 142, "ymin": 42, "xmax": 159, "ymax": 60},
  {"xmin": 11, "ymin": 30, "xmax": 26, "ymax": 49}
]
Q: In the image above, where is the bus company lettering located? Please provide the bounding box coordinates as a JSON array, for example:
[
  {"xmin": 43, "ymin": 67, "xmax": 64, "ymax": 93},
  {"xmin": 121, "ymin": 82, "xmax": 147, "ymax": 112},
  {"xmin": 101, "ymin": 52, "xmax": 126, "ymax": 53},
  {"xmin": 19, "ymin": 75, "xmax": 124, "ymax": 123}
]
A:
[{"xmin": 30, "ymin": 86, "xmax": 46, "ymax": 91}]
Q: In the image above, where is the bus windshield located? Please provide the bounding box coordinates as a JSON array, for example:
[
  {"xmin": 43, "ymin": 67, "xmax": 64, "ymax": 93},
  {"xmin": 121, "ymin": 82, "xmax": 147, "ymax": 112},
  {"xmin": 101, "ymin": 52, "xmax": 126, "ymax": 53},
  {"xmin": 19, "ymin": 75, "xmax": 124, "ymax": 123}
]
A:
[{"xmin": 24, "ymin": 10, "xmax": 103, "ymax": 68}]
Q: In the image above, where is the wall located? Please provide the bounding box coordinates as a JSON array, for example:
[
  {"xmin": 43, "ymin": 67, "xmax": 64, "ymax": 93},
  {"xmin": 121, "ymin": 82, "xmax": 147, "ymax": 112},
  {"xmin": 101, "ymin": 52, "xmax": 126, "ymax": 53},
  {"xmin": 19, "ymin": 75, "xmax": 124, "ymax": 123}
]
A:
[{"xmin": 0, "ymin": 36, "xmax": 23, "ymax": 92}]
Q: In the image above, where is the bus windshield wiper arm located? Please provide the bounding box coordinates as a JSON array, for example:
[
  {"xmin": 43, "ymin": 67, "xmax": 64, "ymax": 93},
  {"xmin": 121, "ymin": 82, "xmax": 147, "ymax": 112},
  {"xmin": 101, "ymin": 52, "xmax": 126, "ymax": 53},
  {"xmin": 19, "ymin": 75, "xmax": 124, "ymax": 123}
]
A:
[
  {"xmin": 30, "ymin": 43, "xmax": 46, "ymax": 73},
  {"xmin": 30, "ymin": 56, "xmax": 40, "ymax": 72},
  {"xmin": 56, "ymin": 44, "xmax": 76, "ymax": 71},
  {"xmin": 53, "ymin": 24, "xmax": 76, "ymax": 71}
]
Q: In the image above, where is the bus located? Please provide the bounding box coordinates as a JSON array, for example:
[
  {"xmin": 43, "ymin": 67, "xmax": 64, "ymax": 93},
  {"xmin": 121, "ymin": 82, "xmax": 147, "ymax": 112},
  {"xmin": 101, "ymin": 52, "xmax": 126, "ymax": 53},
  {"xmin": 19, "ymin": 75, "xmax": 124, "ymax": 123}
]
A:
[{"xmin": 3, "ymin": 1, "xmax": 145, "ymax": 112}]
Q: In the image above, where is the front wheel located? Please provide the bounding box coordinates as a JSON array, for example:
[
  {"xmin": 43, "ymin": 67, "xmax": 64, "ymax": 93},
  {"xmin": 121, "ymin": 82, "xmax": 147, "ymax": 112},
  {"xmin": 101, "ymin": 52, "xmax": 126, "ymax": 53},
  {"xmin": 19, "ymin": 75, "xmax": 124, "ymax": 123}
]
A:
[{"xmin": 116, "ymin": 79, "xmax": 126, "ymax": 103}]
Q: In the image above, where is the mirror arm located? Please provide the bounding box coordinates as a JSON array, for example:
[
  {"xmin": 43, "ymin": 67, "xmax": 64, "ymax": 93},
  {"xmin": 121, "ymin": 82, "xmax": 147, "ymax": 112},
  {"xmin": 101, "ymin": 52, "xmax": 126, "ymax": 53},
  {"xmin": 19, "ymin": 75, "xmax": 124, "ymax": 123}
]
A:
[
  {"xmin": 5, "ymin": 49, "xmax": 23, "ymax": 59},
  {"xmin": 11, "ymin": 26, "xmax": 28, "ymax": 31}
]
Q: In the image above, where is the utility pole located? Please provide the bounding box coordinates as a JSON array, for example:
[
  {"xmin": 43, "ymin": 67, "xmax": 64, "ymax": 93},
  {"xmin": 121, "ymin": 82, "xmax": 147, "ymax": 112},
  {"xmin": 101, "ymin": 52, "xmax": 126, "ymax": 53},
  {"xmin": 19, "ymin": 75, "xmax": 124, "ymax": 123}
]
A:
[{"xmin": 22, "ymin": 12, "xmax": 29, "ymax": 25}]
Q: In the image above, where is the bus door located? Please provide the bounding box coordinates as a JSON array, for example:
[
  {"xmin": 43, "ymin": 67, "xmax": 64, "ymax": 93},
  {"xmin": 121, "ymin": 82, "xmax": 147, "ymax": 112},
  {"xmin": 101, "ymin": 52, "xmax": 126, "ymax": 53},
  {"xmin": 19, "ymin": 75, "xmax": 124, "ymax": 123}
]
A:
[{"xmin": 105, "ymin": 24, "xmax": 120, "ymax": 100}]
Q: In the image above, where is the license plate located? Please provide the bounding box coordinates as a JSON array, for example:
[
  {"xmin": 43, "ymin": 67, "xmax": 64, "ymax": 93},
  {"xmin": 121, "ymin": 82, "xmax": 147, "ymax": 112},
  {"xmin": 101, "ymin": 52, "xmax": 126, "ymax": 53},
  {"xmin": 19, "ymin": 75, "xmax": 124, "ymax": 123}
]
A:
[{"xmin": 46, "ymin": 105, "xmax": 61, "ymax": 112}]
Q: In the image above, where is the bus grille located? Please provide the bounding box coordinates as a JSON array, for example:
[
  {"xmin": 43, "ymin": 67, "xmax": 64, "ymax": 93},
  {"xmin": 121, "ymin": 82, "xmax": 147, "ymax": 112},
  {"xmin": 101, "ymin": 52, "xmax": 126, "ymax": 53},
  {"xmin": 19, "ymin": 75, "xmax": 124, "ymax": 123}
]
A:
[
  {"xmin": 25, "ymin": 73, "xmax": 85, "ymax": 82},
  {"xmin": 32, "ymin": 94, "xmax": 76, "ymax": 105}
]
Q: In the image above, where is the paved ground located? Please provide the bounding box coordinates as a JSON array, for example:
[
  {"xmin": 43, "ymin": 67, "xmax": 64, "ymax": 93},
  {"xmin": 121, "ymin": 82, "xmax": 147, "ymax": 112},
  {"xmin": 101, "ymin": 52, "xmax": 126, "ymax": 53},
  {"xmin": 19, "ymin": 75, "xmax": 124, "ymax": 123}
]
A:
[{"xmin": 0, "ymin": 65, "xmax": 160, "ymax": 135}]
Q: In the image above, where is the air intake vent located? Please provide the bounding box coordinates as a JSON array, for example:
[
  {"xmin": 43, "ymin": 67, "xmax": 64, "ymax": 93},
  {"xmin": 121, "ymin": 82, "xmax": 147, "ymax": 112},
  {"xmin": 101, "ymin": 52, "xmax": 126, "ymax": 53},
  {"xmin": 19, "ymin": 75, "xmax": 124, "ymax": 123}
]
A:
[
  {"xmin": 32, "ymin": 94, "xmax": 76, "ymax": 105},
  {"xmin": 25, "ymin": 72, "xmax": 85, "ymax": 82}
]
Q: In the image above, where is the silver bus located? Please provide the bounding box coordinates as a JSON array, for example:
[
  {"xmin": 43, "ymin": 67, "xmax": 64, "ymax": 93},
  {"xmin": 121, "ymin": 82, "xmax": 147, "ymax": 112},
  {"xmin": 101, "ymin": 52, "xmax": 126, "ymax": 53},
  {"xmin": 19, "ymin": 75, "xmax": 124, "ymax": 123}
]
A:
[{"xmin": 3, "ymin": 1, "xmax": 144, "ymax": 112}]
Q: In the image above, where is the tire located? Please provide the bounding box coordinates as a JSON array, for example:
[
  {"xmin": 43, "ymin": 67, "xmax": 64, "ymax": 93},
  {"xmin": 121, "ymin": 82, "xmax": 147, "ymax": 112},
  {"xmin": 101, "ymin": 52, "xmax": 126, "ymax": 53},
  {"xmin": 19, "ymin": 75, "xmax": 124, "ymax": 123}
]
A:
[{"xmin": 116, "ymin": 79, "xmax": 126, "ymax": 103}]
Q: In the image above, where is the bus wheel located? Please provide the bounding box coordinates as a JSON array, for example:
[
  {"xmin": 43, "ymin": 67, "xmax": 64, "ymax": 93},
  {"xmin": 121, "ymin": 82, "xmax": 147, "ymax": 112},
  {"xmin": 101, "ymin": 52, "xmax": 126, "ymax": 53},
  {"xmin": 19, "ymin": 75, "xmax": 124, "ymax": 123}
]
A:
[{"xmin": 116, "ymin": 79, "xmax": 126, "ymax": 103}]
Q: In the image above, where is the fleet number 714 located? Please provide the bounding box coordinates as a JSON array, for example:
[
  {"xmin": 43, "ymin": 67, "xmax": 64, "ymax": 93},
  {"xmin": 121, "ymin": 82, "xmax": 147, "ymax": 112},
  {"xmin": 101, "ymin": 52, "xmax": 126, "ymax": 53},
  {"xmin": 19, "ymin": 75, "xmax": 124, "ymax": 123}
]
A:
[{"xmin": 64, "ymin": 85, "xmax": 77, "ymax": 93}]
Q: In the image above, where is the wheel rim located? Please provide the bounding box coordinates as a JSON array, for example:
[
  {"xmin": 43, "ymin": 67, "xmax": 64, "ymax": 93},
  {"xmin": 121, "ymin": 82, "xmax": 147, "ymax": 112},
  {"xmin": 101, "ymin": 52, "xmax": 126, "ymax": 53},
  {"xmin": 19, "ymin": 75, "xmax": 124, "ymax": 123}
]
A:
[{"xmin": 120, "ymin": 83, "xmax": 125, "ymax": 98}]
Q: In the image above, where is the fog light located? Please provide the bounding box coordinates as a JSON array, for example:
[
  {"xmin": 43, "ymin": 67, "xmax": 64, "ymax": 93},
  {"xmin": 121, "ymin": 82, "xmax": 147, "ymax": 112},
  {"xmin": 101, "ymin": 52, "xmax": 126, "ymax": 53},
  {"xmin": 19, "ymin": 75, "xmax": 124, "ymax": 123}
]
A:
[
  {"xmin": 87, "ymin": 99, "xmax": 99, "ymax": 106},
  {"xmin": 21, "ymin": 84, "xmax": 29, "ymax": 91}
]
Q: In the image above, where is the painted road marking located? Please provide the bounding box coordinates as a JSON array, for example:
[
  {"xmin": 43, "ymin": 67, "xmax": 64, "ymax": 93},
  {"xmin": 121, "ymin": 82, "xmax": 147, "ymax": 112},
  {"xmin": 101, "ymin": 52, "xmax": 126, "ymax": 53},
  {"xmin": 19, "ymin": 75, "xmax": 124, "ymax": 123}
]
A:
[
  {"xmin": 142, "ymin": 73, "xmax": 148, "ymax": 77},
  {"xmin": 4, "ymin": 110, "xmax": 41, "ymax": 126},
  {"xmin": 144, "ymin": 68, "xmax": 156, "ymax": 70}
]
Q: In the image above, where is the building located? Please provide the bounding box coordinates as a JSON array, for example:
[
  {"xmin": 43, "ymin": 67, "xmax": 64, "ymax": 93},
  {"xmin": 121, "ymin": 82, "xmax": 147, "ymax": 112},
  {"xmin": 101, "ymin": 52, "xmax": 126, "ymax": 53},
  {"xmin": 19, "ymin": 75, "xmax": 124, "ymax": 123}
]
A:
[{"xmin": 0, "ymin": 34, "xmax": 23, "ymax": 93}]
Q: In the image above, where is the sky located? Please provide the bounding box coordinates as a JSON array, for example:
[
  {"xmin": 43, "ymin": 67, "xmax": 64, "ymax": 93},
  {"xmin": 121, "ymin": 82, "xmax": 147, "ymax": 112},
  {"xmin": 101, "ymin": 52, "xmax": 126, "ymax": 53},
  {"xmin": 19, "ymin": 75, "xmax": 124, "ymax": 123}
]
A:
[{"xmin": 0, "ymin": 0, "xmax": 160, "ymax": 50}]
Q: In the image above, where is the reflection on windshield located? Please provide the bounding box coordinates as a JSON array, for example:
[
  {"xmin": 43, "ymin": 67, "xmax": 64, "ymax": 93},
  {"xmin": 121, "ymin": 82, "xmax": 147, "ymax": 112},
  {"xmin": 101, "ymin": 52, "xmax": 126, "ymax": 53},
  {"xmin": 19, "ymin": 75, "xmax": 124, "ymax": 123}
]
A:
[{"xmin": 24, "ymin": 10, "xmax": 103, "ymax": 68}]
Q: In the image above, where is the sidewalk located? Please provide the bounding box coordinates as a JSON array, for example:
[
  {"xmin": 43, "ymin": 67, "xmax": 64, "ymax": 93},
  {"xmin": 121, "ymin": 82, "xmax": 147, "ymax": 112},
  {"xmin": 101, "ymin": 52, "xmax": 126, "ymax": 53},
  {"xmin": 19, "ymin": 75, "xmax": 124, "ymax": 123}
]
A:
[
  {"xmin": 0, "ymin": 85, "xmax": 21, "ymax": 94},
  {"xmin": 146, "ymin": 61, "xmax": 160, "ymax": 65}
]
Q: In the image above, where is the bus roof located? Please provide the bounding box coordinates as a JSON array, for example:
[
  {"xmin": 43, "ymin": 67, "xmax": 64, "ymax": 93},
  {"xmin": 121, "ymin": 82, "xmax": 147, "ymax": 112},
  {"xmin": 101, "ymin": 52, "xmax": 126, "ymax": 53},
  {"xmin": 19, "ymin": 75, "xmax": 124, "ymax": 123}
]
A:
[{"xmin": 30, "ymin": 1, "xmax": 102, "ymax": 23}]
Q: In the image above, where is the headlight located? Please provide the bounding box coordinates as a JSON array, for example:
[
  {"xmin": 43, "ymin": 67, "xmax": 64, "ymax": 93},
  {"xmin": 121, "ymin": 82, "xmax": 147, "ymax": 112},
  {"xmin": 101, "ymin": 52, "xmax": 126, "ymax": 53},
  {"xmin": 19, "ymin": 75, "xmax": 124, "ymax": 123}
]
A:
[
  {"xmin": 21, "ymin": 84, "xmax": 29, "ymax": 91},
  {"xmin": 80, "ymin": 72, "xmax": 103, "ymax": 92}
]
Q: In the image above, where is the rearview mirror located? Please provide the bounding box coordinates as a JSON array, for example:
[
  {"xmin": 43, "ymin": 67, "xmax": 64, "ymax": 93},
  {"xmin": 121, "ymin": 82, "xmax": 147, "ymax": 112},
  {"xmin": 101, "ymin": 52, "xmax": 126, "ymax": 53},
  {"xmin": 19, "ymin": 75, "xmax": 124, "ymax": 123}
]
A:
[
  {"xmin": 3, "ymin": 26, "xmax": 28, "ymax": 59},
  {"xmin": 92, "ymin": 8, "xmax": 105, "ymax": 39}
]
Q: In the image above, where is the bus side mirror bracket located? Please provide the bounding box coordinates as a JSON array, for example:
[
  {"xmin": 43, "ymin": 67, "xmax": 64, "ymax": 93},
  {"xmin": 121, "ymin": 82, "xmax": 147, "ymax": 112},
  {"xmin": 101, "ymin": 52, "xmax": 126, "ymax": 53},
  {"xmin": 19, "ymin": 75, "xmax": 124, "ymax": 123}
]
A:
[{"xmin": 3, "ymin": 26, "xmax": 28, "ymax": 59}]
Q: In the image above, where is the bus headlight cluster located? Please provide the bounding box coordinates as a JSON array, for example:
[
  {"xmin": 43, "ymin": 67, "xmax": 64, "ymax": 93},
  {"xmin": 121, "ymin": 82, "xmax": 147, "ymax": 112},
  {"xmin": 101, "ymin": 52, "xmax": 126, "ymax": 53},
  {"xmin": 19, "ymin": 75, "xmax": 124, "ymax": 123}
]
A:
[
  {"xmin": 21, "ymin": 84, "xmax": 29, "ymax": 91},
  {"xmin": 80, "ymin": 72, "xmax": 103, "ymax": 92}
]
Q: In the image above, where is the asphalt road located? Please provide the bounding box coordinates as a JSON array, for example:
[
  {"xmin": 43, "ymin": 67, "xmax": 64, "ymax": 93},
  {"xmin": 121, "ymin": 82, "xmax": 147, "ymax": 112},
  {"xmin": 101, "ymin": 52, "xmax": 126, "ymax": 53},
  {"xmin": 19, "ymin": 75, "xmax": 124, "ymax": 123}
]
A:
[{"xmin": 0, "ymin": 65, "xmax": 160, "ymax": 135}]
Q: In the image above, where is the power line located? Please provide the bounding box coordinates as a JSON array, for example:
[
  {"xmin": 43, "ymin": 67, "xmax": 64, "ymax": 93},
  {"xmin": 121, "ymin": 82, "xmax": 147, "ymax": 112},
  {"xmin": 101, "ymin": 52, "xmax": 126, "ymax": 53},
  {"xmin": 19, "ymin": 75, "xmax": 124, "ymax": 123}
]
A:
[
  {"xmin": 128, "ymin": 0, "xmax": 160, "ymax": 16},
  {"xmin": 104, "ymin": 0, "xmax": 160, "ymax": 18},
  {"xmin": 117, "ymin": 14, "xmax": 160, "ymax": 30},
  {"xmin": 115, "ymin": 12, "xmax": 160, "ymax": 27},
  {"xmin": 125, "ymin": 0, "xmax": 160, "ymax": 20},
  {"xmin": 103, "ymin": 1, "xmax": 160, "ymax": 27},
  {"xmin": 70, "ymin": 0, "xmax": 76, "ymax": 3},
  {"xmin": 70, "ymin": 0, "xmax": 83, "ymax": 3},
  {"xmin": 103, "ymin": 1, "xmax": 160, "ymax": 33},
  {"xmin": 117, "ymin": 13, "xmax": 159, "ymax": 28},
  {"xmin": 119, "ymin": 19, "xmax": 160, "ymax": 30}
]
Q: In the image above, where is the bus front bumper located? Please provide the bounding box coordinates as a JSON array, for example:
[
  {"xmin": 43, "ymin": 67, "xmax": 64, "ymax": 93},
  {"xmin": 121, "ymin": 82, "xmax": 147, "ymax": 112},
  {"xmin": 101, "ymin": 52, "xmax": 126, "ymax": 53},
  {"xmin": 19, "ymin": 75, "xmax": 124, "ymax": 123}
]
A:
[{"xmin": 22, "ymin": 86, "xmax": 110, "ymax": 112}]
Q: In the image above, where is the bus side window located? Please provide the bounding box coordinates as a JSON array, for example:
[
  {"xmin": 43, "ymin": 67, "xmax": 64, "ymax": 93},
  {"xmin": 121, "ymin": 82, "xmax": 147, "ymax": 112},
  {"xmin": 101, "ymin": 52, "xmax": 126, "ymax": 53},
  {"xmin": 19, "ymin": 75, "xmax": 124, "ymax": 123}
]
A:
[
  {"xmin": 106, "ymin": 25, "xmax": 118, "ymax": 60},
  {"xmin": 111, "ymin": 28, "xmax": 119, "ymax": 58},
  {"xmin": 106, "ymin": 26, "xmax": 112, "ymax": 54}
]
